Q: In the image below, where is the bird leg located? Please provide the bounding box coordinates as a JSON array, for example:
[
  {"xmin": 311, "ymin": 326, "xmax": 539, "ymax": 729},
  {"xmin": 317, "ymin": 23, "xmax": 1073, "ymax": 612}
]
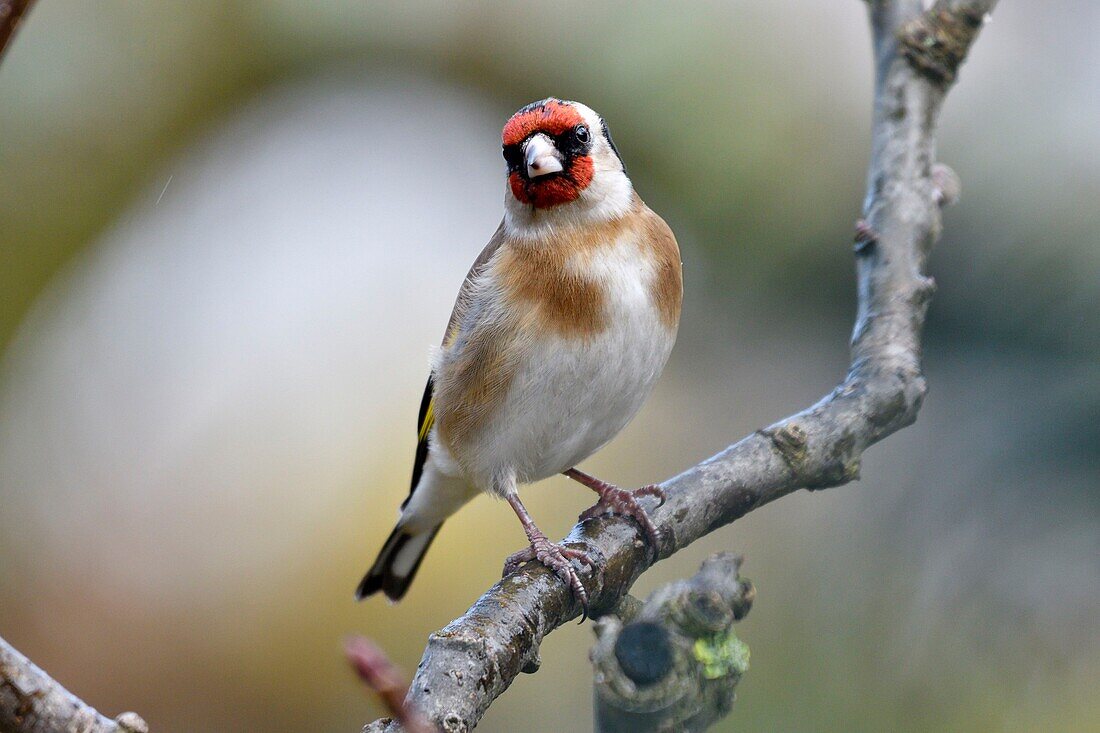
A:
[
  {"xmin": 502, "ymin": 493, "xmax": 595, "ymax": 618},
  {"xmin": 564, "ymin": 467, "xmax": 665, "ymax": 551}
]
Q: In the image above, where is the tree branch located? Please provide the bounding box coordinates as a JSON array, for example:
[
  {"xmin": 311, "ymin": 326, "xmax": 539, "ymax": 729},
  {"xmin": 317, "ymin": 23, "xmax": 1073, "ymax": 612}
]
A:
[
  {"xmin": 363, "ymin": 1, "xmax": 998, "ymax": 730},
  {"xmin": 0, "ymin": 0, "xmax": 35, "ymax": 63},
  {"xmin": 0, "ymin": 635, "xmax": 147, "ymax": 733}
]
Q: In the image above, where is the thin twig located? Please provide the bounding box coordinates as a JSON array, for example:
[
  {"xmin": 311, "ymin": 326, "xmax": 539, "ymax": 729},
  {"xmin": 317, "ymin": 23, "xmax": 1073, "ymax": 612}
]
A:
[
  {"xmin": 363, "ymin": 1, "xmax": 998, "ymax": 730},
  {"xmin": 346, "ymin": 637, "xmax": 433, "ymax": 733}
]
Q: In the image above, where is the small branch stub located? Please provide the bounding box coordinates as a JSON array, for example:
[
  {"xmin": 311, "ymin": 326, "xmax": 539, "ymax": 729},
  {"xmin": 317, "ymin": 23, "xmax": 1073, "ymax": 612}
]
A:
[
  {"xmin": 590, "ymin": 553, "xmax": 753, "ymax": 733},
  {"xmin": 349, "ymin": 637, "xmax": 433, "ymax": 733},
  {"xmin": 899, "ymin": 2, "xmax": 987, "ymax": 85}
]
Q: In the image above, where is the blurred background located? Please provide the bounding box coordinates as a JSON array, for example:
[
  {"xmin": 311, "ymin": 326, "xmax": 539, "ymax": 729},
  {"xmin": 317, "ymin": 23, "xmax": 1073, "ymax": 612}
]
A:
[{"xmin": 1, "ymin": 2, "xmax": 1097, "ymax": 731}]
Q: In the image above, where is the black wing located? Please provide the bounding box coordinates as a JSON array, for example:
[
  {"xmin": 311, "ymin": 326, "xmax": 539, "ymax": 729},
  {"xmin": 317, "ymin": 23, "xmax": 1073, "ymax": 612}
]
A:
[
  {"xmin": 398, "ymin": 222, "xmax": 506, "ymax": 512},
  {"xmin": 401, "ymin": 375, "xmax": 435, "ymax": 510}
]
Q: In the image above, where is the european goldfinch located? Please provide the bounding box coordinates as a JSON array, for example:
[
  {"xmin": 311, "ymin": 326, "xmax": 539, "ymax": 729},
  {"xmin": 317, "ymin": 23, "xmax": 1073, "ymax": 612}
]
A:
[{"xmin": 356, "ymin": 98, "xmax": 682, "ymax": 613}]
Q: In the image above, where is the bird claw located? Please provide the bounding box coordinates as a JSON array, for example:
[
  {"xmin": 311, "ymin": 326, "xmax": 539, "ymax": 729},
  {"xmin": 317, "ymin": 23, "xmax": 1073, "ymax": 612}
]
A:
[
  {"xmin": 502, "ymin": 539, "xmax": 595, "ymax": 620},
  {"xmin": 578, "ymin": 484, "xmax": 665, "ymax": 551}
]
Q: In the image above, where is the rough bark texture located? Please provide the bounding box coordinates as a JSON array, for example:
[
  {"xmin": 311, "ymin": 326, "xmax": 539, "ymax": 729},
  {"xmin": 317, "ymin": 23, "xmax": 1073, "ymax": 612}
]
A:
[
  {"xmin": 591, "ymin": 553, "xmax": 753, "ymax": 733},
  {"xmin": 364, "ymin": 1, "xmax": 998, "ymax": 730},
  {"xmin": 0, "ymin": 635, "xmax": 147, "ymax": 733}
]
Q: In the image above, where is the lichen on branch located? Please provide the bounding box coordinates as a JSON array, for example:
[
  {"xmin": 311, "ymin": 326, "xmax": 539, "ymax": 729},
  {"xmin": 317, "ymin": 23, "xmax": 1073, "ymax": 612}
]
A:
[{"xmin": 591, "ymin": 553, "xmax": 753, "ymax": 733}]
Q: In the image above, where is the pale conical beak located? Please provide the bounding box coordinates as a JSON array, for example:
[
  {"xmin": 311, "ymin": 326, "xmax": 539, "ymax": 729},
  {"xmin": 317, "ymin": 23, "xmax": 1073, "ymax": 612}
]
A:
[{"xmin": 525, "ymin": 134, "xmax": 564, "ymax": 178}]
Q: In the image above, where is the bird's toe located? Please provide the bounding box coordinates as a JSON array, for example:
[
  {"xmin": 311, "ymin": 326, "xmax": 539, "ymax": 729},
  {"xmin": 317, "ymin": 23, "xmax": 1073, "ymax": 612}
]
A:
[
  {"xmin": 502, "ymin": 546, "xmax": 537, "ymax": 577},
  {"xmin": 579, "ymin": 486, "xmax": 664, "ymax": 552}
]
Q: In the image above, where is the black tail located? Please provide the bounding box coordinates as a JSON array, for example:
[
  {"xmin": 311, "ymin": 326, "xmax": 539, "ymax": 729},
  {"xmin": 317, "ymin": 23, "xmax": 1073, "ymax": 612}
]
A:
[{"xmin": 355, "ymin": 523, "xmax": 442, "ymax": 602}]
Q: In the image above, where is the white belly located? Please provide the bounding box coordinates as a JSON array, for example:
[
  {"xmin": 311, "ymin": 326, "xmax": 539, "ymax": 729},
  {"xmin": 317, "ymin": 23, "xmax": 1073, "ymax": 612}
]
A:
[
  {"xmin": 462, "ymin": 240, "xmax": 677, "ymax": 488},
  {"xmin": 508, "ymin": 326, "xmax": 673, "ymax": 483}
]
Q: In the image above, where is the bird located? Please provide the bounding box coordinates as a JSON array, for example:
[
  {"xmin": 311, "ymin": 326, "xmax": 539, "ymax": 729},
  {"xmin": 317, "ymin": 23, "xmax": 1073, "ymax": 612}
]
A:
[{"xmin": 355, "ymin": 98, "xmax": 682, "ymax": 616}]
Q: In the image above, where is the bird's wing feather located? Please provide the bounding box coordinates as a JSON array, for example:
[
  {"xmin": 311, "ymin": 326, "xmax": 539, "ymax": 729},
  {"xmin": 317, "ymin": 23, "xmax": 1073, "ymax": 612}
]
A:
[
  {"xmin": 442, "ymin": 220, "xmax": 508, "ymax": 342},
  {"xmin": 401, "ymin": 222, "xmax": 508, "ymax": 507},
  {"xmin": 401, "ymin": 376, "xmax": 435, "ymax": 510}
]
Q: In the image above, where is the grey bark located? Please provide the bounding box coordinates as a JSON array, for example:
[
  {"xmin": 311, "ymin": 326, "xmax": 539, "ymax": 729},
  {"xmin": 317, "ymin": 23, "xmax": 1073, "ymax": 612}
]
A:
[
  {"xmin": 364, "ymin": 1, "xmax": 998, "ymax": 731},
  {"xmin": 591, "ymin": 553, "xmax": 753, "ymax": 733},
  {"xmin": 0, "ymin": 635, "xmax": 147, "ymax": 733}
]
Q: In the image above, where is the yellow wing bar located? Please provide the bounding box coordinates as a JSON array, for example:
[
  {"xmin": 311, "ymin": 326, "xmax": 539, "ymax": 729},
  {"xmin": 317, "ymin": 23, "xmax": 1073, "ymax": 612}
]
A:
[{"xmin": 418, "ymin": 398, "xmax": 435, "ymax": 442}]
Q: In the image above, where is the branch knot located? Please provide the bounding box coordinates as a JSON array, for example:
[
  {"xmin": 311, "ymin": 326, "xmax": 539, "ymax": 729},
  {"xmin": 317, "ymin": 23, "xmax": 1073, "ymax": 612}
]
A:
[
  {"xmin": 760, "ymin": 423, "xmax": 808, "ymax": 476},
  {"xmin": 115, "ymin": 712, "xmax": 149, "ymax": 733},
  {"xmin": 899, "ymin": 5, "xmax": 985, "ymax": 85}
]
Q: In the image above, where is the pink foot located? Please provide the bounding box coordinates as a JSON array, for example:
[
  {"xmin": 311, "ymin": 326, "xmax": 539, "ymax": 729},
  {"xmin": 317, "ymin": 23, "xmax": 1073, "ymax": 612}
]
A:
[
  {"xmin": 578, "ymin": 483, "xmax": 665, "ymax": 550},
  {"xmin": 503, "ymin": 536, "xmax": 596, "ymax": 618}
]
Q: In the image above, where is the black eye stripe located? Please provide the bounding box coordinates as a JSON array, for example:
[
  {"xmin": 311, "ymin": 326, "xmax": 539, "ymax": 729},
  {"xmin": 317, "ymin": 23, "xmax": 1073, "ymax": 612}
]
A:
[
  {"xmin": 502, "ymin": 124, "xmax": 597, "ymax": 177},
  {"xmin": 502, "ymin": 143, "xmax": 524, "ymax": 171}
]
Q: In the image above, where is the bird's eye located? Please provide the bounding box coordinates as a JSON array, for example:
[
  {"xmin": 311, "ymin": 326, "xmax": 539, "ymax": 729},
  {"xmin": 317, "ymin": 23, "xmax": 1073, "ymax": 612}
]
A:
[{"xmin": 575, "ymin": 125, "xmax": 590, "ymax": 144}]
